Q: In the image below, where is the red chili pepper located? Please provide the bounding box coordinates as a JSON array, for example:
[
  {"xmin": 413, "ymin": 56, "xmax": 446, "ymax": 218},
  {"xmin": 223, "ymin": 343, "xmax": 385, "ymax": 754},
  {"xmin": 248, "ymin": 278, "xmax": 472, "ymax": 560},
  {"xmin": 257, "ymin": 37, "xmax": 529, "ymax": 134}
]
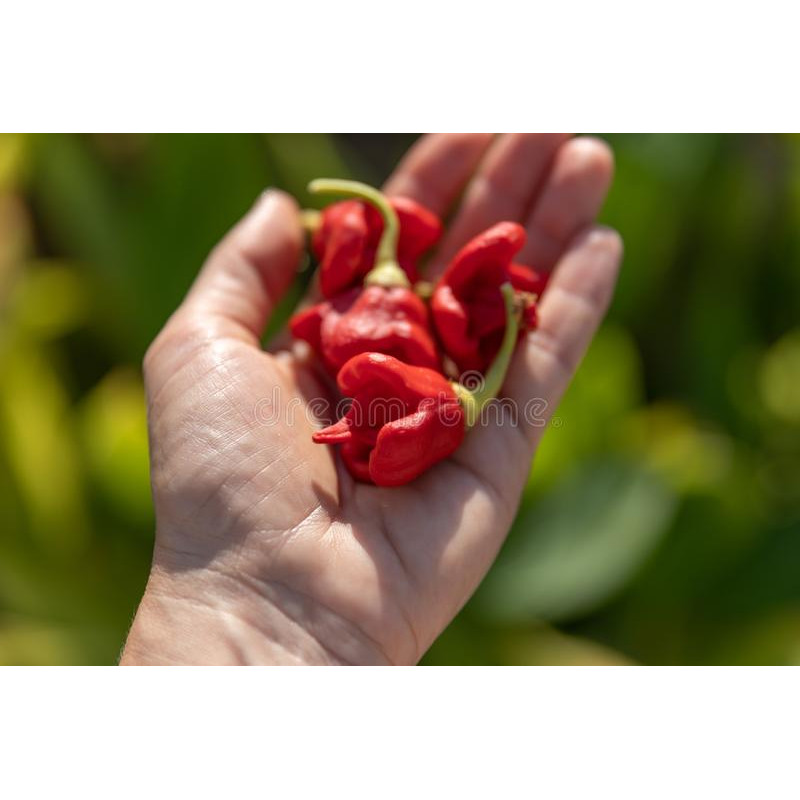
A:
[
  {"xmin": 313, "ymin": 284, "xmax": 522, "ymax": 486},
  {"xmin": 290, "ymin": 285, "xmax": 441, "ymax": 374},
  {"xmin": 312, "ymin": 196, "xmax": 442, "ymax": 297},
  {"xmin": 431, "ymin": 222, "xmax": 547, "ymax": 375},
  {"xmin": 312, "ymin": 353, "xmax": 465, "ymax": 486}
]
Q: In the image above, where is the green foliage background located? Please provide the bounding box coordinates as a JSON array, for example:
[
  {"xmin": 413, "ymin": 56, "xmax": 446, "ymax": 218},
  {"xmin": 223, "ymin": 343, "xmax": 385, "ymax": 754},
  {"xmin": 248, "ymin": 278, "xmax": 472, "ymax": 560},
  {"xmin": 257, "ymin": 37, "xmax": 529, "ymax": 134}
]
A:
[{"xmin": 1, "ymin": 133, "xmax": 798, "ymax": 665}]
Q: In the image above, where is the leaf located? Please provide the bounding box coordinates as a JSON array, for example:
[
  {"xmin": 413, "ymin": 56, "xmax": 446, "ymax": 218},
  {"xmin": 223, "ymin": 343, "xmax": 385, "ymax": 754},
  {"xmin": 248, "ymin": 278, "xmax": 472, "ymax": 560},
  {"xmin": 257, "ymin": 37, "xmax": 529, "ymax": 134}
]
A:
[
  {"xmin": 620, "ymin": 403, "xmax": 734, "ymax": 494},
  {"xmin": 264, "ymin": 133, "xmax": 351, "ymax": 204},
  {"xmin": 78, "ymin": 367, "xmax": 152, "ymax": 525},
  {"xmin": 600, "ymin": 134, "xmax": 718, "ymax": 323},
  {"xmin": 0, "ymin": 340, "xmax": 90, "ymax": 554},
  {"xmin": 0, "ymin": 133, "xmax": 30, "ymax": 191},
  {"xmin": 496, "ymin": 625, "xmax": 634, "ymax": 666},
  {"xmin": 0, "ymin": 194, "xmax": 32, "ymax": 301},
  {"xmin": 529, "ymin": 324, "xmax": 643, "ymax": 491},
  {"xmin": 706, "ymin": 609, "xmax": 800, "ymax": 666},
  {"xmin": 420, "ymin": 616, "xmax": 633, "ymax": 665},
  {"xmin": 11, "ymin": 260, "xmax": 87, "ymax": 339},
  {"xmin": 32, "ymin": 134, "xmax": 276, "ymax": 356},
  {"xmin": 477, "ymin": 459, "xmax": 677, "ymax": 624},
  {"xmin": 759, "ymin": 327, "xmax": 800, "ymax": 425},
  {"xmin": 0, "ymin": 618, "xmax": 83, "ymax": 665}
]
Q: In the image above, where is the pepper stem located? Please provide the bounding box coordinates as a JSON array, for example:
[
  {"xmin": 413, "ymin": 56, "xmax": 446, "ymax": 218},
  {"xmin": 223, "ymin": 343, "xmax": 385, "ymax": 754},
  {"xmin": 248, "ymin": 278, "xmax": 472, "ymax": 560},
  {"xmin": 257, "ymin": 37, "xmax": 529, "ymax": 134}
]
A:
[
  {"xmin": 453, "ymin": 282, "xmax": 520, "ymax": 428},
  {"xmin": 308, "ymin": 178, "xmax": 409, "ymax": 288}
]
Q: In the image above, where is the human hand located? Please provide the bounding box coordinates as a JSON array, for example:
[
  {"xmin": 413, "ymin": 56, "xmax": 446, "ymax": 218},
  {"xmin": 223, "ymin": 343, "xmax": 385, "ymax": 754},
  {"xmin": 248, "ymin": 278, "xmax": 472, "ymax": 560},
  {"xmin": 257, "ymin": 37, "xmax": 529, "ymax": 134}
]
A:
[{"xmin": 121, "ymin": 133, "xmax": 620, "ymax": 665}]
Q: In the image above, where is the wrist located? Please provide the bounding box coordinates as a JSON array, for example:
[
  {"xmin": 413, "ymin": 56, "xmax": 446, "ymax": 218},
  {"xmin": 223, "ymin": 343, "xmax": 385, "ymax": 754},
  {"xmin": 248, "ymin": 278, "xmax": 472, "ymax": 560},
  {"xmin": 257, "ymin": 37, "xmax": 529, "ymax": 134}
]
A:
[{"xmin": 120, "ymin": 565, "xmax": 390, "ymax": 666}]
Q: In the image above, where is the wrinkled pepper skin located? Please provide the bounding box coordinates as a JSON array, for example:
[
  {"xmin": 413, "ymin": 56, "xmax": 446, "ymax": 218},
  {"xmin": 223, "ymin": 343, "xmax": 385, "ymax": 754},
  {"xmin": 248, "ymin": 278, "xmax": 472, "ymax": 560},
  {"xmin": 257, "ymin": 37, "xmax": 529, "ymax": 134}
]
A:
[
  {"xmin": 312, "ymin": 197, "xmax": 442, "ymax": 297},
  {"xmin": 312, "ymin": 353, "xmax": 465, "ymax": 486},
  {"xmin": 431, "ymin": 222, "xmax": 546, "ymax": 375},
  {"xmin": 290, "ymin": 285, "xmax": 441, "ymax": 374}
]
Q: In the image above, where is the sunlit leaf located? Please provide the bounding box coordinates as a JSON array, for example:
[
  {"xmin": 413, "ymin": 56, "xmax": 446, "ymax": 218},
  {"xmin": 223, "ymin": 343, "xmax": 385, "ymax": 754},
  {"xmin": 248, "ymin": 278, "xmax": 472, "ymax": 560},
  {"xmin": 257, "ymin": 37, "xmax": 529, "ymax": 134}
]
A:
[
  {"xmin": 32, "ymin": 134, "xmax": 277, "ymax": 355},
  {"xmin": 11, "ymin": 261, "xmax": 87, "ymax": 339},
  {"xmin": 703, "ymin": 608, "xmax": 800, "ymax": 666},
  {"xmin": 530, "ymin": 324, "xmax": 643, "ymax": 491},
  {"xmin": 79, "ymin": 367, "xmax": 152, "ymax": 524},
  {"xmin": 0, "ymin": 618, "xmax": 83, "ymax": 666},
  {"xmin": 421, "ymin": 617, "xmax": 633, "ymax": 665},
  {"xmin": 0, "ymin": 133, "xmax": 29, "ymax": 191},
  {"xmin": 0, "ymin": 340, "xmax": 89, "ymax": 553},
  {"xmin": 760, "ymin": 328, "xmax": 800, "ymax": 425},
  {"xmin": 621, "ymin": 403, "xmax": 734, "ymax": 494},
  {"xmin": 497, "ymin": 625, "xmax": 634, "ymax": 666},
  {"xmin": 0, "ymin": 194, "xmax": 31, "ymax": 303},
  {"xmin": 0, "ymin": 613, "xmax": 125, "ymax": 666},
  {"xmin": 479, "ymin": 459, "xmax": 677, "ymax": 623}
]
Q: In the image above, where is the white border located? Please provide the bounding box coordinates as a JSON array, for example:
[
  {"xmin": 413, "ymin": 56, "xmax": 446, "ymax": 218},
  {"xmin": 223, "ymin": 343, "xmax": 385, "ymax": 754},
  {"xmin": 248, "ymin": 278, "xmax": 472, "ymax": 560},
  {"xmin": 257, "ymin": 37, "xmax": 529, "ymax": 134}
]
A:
[
  {"xmin": 3, "ymin": 2, "xmax": 799, "ymax": 130},
  {"xmin": 1, "ymin": 667, "xmax": 797, "ymax": 798}
]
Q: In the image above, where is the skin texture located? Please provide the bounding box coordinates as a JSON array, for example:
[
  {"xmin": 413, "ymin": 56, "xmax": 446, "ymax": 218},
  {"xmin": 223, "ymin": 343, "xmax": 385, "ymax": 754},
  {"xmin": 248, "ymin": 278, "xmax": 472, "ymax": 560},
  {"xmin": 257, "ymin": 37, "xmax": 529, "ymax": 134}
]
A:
[{"xmin": 121, "ymin": 133, "xmax": 621, "ymax": 665}]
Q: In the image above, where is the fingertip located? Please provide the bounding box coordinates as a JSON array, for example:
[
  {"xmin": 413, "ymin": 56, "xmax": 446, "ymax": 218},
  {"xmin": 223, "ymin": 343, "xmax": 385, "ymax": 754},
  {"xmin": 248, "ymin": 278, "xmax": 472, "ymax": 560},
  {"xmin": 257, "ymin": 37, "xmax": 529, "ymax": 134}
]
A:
[
  {"xmin": 221, "ymin": 187, "xmax": 303, "ymax": 294},
  {"xmin": 592, "ymin": 224, "xmax": 624, "ymax": 262},
  {"xmin": 568, "ymin": 224, "xmax": 625, "ymax": 287},
  {"xmin": 183, "ymin": 187, "xmax": 305, "ymax": 342},
  {"xmin": 571, "ymin": 223, "xmax": 624, "ymax": 258},
  {"xmin": 560, "ymin": 136, "xmax": 615, "ymax": 189},
  {"xmin": 519, "ymin": 137, "xmax": 617, "ymax": 271},
  {"xmin": 543, "ymin": 224, "xmax": 623, "ymax": 314},
  {"xmin": 239, "ymin": 188, "xmax": 302, "ymax": 259},
  {"xmin": 502, "ymin": 223, "xmax": 624, "ymax": 435}
]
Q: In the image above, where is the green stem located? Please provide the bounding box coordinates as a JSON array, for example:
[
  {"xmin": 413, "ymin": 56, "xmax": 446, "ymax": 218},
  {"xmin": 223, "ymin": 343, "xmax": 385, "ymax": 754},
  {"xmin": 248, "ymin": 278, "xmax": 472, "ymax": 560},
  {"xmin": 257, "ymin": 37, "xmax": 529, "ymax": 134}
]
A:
[
  {"xmin": 454, "ymin": 283, "xmax": 520, "ymax": 428},
  {"xmin": 307, "ymin": 178, "xmax": 409, "ymax": 288}
]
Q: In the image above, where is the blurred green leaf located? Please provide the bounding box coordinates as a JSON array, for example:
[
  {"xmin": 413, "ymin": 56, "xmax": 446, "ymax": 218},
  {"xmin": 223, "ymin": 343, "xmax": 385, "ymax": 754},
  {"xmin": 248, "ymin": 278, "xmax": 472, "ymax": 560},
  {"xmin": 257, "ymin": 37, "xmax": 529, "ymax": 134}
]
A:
[
  {"xmin": 0, "ymin": 617, "xmax": 84, "ymax": 665},
  {"xmin": 0, "ymin": 194, "xmax": 31, "ymax": 302},
  {"xmin": 0, "ymin": 340, "xmax": 89, "ymax": 553},
  {"xmin": 11, "ymin": 261, "xmax": 87, "ymax": 339},
  {"xmin": 620, "ymin": 403, "xmax": 734, "ymax": 494},
  {"xmin": 497, "ymin": 624, "xmax": 634, "ymax": 666},
  {"xmin": 79, "ymin": 367, "xmax": 152, "ymax": 526},
  {"xmin": 264, "ymin": 133, "xmax": 351, "ymax": 204},
  {"xmin": 420, "ymin": 615, "xmax": 503, "ymax": 666},
  {"xmin": 759, "ymin": 328, "xmax": 800, "ymax": 425},
  {"xmin": 708, "ymin": 608, "xmax": 800, "ymax": 666},
  {"xmin": 601, "ymin": 133, "xmax": 717, "ymax": 323},
  {"xmin": 478, "ymin": 459, "xmax": 677, "ymax": 623},
  {"xmin": 0, "ymin": 133, "xmax": 30, "ymax": 191},
  {"xmin": 422, "ymin": 617, "xmax": 633, "ymax": 666},
  {"xmin": 530, "ymin": 324, "xmax": 643, "ymax": 490},
  {"xmin": 32, "ymin": 134, "xmax": 276, "ymax": 355}
]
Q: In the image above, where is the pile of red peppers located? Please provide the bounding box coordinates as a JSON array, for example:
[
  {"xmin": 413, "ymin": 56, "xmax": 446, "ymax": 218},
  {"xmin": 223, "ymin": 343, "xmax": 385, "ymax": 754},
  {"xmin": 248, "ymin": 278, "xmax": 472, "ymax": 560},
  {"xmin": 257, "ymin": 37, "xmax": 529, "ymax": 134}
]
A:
[{"xmin": 290, "ymin": 179, "xmax": 546, "ymax": 487}]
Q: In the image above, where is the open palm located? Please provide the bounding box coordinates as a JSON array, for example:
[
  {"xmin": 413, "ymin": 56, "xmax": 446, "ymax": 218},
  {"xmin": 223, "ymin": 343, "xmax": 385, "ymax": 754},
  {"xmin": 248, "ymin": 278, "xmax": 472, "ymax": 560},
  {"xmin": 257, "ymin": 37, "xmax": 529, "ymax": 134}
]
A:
[{"xmin": 122, "ymin": 133, "xmax": 621, "ymax": 665}]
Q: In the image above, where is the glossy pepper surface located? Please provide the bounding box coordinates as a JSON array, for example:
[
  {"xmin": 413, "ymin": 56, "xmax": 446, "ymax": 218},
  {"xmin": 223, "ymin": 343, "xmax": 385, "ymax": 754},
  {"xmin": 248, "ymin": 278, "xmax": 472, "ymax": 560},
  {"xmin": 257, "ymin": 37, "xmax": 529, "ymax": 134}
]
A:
[
  {"xmin": 312, "ymin": 197, "xmax": 442, "ymax": 297},
  {"xmin": 312, "ymin": 352, "xmax": 464, "ymax": 486},
  {"xmin": 431, "ymin": 222, "xmax": 546, "ymax": 375},
  {"xmin": 289, "ymin": 285, "xmax": 440, "ymax": 374}
]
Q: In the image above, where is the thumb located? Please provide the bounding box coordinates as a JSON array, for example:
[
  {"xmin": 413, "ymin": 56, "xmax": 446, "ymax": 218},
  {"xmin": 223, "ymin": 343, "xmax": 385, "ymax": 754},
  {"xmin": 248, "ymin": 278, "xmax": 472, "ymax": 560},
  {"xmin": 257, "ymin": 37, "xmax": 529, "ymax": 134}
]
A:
[{"xmin": 181, "ymin": 188, "xmax": 302, "ymax": 343}]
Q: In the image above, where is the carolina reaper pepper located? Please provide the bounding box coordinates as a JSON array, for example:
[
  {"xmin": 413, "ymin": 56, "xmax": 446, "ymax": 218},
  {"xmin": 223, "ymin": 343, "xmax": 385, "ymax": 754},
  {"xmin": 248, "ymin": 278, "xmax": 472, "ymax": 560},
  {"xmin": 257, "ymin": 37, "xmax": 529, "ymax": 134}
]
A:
[
  {"xmin": 309, "ymin": 180, "xmax": 442, "ymax": 298},
  {"xmin": 313, "ymin": 352, "xmax": 464, "ymax": 486},
  {"xmin": 290, "ymin": 285, "xmax": 440, "ymax": 374},
  {"xmin": 431, "ymin": 221, "xmax": 547, "ymax": 375},
  {"xmin": 291, "ymin": 180, "xmax": 441, "ymax": 373},
  {"xmin": 313, "ymin": 284, "xmax": 521, "ymax": 485}
]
